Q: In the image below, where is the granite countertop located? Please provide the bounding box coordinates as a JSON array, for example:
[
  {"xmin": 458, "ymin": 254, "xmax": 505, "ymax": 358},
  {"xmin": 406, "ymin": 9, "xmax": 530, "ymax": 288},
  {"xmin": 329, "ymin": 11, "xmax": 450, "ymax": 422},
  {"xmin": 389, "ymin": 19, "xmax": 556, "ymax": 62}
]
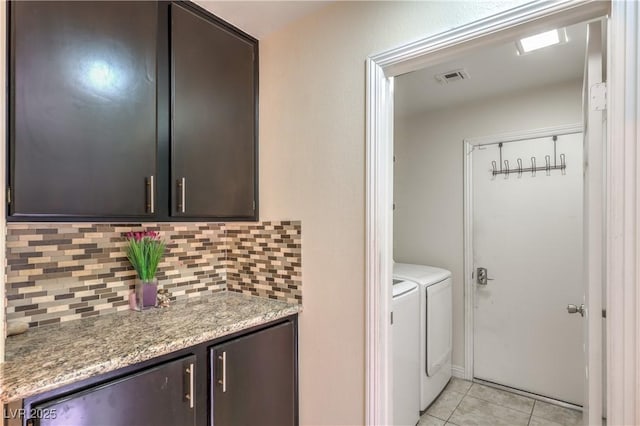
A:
[{"xmin": 0, "ymin": 291, "xmax": 300, "ymax": 403}]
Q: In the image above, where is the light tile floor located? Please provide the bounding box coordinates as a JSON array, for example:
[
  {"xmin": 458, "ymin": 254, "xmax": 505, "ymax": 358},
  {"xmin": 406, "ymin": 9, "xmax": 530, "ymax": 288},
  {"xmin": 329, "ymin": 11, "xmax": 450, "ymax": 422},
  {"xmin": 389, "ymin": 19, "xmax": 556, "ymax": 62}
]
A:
[{"xmin": 419, "ymin": 378, "xmax": 583, "ymax": 426}]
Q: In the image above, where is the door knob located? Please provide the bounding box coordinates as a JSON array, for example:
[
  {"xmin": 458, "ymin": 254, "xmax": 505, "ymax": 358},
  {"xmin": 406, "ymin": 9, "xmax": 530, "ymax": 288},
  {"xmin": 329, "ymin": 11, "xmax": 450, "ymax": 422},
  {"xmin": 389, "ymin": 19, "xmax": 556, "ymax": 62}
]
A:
[
  {"xmin": 567, "ymin": 304, "xmax": 585, "ymax": 317},
  {"xmin": 476, "ymin": 267, "xmax": 494, "ymax": 285}
]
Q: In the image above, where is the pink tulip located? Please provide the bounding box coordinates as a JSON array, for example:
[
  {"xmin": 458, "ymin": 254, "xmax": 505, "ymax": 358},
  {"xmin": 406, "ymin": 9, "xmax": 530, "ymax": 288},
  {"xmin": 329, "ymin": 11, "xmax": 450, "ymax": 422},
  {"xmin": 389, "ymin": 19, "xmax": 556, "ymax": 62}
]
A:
[{"xmin": 125, "ymin": 230, "xmax": 162, "ymax": 242}]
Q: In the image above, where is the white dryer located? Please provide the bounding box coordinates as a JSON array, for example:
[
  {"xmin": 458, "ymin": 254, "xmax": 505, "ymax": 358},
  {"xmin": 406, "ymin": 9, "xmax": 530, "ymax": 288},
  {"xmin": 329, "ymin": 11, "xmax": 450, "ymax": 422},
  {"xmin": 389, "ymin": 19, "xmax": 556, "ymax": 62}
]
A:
[
  {"xmin": 393, "ymin": 263, "xmax": 452, "ymax": 411},
  {"xmin": 392, "ymin": 279, "xmax": 420, "ymax": 426}
]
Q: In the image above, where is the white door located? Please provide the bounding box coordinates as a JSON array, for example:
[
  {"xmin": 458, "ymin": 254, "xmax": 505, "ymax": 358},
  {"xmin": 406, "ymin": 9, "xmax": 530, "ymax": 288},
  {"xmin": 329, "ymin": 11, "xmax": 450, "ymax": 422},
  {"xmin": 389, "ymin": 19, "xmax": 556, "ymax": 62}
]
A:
[{"xmin": 472, "ymin": 130, "xmax": 585, "ymax": 405}]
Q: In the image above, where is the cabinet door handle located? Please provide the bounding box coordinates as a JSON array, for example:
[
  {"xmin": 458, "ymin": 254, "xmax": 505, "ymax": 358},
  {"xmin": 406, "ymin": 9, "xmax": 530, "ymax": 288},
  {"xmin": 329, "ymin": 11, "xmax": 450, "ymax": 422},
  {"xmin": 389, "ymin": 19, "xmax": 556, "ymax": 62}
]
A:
[
  {"xmin": 185, "ymin": 363, "xmax": 194, "ymax": 408},
  {"xmin": 146, "ymin": 176, "xmax": 155, "ymax": 213},
  {"xmin": 178, "ymin": 177, "xmax": 186, "ymax": 213},
  {"xmin": 217, "ymin": 351, "xmax": 227, "ymax": 392}
]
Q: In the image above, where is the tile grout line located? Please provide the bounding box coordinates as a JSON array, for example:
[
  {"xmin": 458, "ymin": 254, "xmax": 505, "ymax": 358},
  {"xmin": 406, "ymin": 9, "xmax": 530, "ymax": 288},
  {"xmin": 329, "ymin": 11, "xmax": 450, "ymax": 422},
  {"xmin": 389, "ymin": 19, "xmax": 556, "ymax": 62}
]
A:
[
  {"xmin": 444, "ymin": 381, "xmax": 473, "ymax": 424},
  {"xmin": 530, "ymin": 399, "xmax": 537, "ymax": 425},
  {"xmin": 466, "ymin": 382, "xmax": 537, "ymax": 416},
  {"xmin": 527, "ymin": 400, "xmax": 535, "ymax": 426},
  {"xmin": 472, "ymin": 382, "xmax": 583, "ymax": 420},
  {"xmin": 440, "ymin": 381, "xmax": 581, "ymax": 426},
  {"xmin": 465, "ymin": 382, "xmax": 536, "ymax": 426}
]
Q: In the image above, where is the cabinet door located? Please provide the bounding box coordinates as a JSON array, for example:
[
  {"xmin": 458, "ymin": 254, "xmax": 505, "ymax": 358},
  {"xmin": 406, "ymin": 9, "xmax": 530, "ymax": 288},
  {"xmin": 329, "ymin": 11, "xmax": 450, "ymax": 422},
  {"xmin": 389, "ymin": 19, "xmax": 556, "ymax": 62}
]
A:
[
  {"xmin": 29, "ymin": 355, "xmax": 196, "ymax": 426},
  {"xmin": 171, "ymin": 4, "xmax": 257, "ymax": 219},
  {"xmin": 10, "ymin": 1, "xmax": 157, "ymax": 217},
  {"xmin": 211, "ymin": 322, "xmax": 296, "ymax": 426}
]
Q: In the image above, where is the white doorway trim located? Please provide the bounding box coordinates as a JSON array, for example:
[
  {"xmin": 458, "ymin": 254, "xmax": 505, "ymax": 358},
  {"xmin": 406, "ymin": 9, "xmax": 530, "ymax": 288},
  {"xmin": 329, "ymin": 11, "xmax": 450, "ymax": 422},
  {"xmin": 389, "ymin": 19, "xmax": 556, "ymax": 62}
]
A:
[
  {"xmin": 462, "ymin": 123, "xmax": 584, "ymax": 383},
  {"xmin": 606, "ymin": 2, "xmax": 640, "ymax": 425},
  {"xmin": 364, "ymin": 1, "xmax": 627, "ymax": 425}
]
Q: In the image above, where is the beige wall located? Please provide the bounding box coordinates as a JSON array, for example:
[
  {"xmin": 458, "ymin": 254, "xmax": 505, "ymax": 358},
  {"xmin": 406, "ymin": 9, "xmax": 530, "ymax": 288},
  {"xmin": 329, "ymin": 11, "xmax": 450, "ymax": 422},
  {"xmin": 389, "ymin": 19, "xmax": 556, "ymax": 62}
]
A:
[
  {"xmin": 393, "ymin": 79, "xmax": 584, "ymax": 370},
  {"xmin": 258, "ymin": 1, "xmax": 529, "ymax": 424}
]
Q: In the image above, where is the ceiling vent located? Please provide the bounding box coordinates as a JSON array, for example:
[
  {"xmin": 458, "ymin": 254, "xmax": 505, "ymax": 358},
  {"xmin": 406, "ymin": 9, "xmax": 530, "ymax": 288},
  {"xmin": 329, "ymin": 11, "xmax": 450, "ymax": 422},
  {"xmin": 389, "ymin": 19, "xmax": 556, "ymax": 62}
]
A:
[{"xmin": 434, "ymin": 69, "xmax": 470, "ymax": 84}]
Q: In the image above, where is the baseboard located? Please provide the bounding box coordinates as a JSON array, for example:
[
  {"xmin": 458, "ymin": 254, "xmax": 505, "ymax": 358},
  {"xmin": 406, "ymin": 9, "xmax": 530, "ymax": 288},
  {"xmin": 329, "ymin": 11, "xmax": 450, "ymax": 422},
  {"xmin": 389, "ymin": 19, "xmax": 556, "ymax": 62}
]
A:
[{"xmin": 451, "ymin": 365, "xmax": 466, "ymax": 379}]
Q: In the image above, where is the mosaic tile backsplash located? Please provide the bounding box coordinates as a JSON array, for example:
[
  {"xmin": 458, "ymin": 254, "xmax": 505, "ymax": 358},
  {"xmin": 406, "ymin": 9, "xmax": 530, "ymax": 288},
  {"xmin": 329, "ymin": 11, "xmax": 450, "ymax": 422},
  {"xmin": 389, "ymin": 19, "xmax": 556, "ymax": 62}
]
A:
[
  {"xmin": 227, "ymin": 222, "xmax": 302, "ymax": 303},
  {"xmin": 6, "ymin": 221, "xmax": 301, "ymax": 328}
]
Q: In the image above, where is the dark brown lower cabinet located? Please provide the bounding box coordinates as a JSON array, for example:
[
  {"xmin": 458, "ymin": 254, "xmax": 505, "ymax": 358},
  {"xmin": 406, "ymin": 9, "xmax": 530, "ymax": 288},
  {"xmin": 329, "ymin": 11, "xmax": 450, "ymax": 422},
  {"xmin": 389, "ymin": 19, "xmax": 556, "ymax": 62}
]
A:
[
  {"xmin": 211, "ymin": 322, "xmax": 296, "ymax": 426},
  {"xmin": 20, "ymin": 318, "xmax": 297, "ymax": 426},
  {"xmin": 29, "ymin": 355, "xmax": 196, "ymax": 426}
]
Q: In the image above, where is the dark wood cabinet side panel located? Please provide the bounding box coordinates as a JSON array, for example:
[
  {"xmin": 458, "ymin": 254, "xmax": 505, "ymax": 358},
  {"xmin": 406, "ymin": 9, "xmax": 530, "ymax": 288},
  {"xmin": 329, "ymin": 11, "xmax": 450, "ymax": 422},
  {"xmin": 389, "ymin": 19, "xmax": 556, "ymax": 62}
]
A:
[
  {"xmin": 10, "ymin": 1, "xmax": 158, "ymax": 217},
  {"xmin": 171, "ymin": 3, "xmax": 256, "ymax": 218},
  {"xmin": 211, "ymin": 321, "xmax": 296, "ymax": 426}
]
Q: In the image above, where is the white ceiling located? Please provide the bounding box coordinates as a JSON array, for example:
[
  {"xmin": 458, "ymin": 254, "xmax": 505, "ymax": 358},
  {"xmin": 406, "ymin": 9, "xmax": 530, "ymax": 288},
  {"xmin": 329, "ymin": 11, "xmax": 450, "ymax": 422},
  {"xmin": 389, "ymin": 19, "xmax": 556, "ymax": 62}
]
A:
[
  {"xmin": 194, "ymin": 1, "xmax": 331, "ymax": 39},
  {"xmin": 395, "ymin": 23, "xmax": 587, "ymax": 117}
]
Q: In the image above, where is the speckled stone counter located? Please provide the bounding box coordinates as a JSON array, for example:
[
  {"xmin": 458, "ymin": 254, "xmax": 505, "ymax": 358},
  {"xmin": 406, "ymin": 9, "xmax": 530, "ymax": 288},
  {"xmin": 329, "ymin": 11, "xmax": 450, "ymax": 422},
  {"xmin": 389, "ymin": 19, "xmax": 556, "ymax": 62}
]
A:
[{"xmin": 0, "ymin": 291, "xmax": 300, "ymax": 403}]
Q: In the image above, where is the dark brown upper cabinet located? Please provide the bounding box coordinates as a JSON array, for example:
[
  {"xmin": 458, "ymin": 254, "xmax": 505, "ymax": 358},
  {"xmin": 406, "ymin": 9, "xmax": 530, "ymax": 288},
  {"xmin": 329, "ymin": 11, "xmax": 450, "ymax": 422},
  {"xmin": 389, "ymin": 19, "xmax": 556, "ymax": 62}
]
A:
[
  {"xmin": 171, "ymin": 3, "xmax": 257, "ymax": 219},
  {"xmin": 7, "ymin": 1, "xmax": 259, "ymax": 221},
  {"xmin": 9, "ymin": 1, "xmax": 158, "ymax": 218}
]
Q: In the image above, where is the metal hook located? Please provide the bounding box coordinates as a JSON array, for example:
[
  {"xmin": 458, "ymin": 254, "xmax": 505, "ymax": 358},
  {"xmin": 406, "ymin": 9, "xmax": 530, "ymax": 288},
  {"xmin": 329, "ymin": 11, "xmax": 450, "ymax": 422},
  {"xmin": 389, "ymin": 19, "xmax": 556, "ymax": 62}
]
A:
[
  {"xmin": 560, "ymin": 153, "xmax": 566, "ymax": 175},
  {"xmin": 491, "ymin": 160, "xmax": 497, "ymax": 176},
  {"xmin": 531, "ymin": 157, "xmax": 536, "ymax": 177},
  {"xmin": 504, "ymin": 160, "xmax": 510, "ymax": 178},
  {"xmin": 517, "ymin": 158, "xmax": 523, "ymax": 177},
  {"xmin": 545, "ymin": 155, "xmax": 551, "ymax": 175}
]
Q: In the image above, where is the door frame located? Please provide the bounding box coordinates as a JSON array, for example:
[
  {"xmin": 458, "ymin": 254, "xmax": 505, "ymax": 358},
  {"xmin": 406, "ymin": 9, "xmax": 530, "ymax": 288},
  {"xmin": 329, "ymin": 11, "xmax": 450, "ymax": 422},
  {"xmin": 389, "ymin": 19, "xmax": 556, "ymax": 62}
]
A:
[
  {"xmin": 365, "ymin": 1, "xmax": 640, "ymax": 425},
  {"xmin": 0, "ymin": 0, "xmax": 7, "ymax": 362},
  {"xmin": 462, "ymin": 123, "xmax": 585, "ymax": 395}
]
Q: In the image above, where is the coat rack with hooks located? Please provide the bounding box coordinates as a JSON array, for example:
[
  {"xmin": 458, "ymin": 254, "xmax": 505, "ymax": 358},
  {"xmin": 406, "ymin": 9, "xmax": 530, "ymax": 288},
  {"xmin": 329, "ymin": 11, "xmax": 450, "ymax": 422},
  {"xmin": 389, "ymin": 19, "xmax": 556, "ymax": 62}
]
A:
[{"xmin": 491, "ymin": 135, "xmax": 566, "ymax": 177}]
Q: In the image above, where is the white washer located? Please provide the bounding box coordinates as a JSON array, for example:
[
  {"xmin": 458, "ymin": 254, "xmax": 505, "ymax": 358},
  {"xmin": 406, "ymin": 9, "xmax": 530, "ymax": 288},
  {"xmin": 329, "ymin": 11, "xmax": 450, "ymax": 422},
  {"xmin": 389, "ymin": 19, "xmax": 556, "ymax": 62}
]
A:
[
  {"xmin": 392, "ymin": 279, "xmax": 420, "ymax": 426},
  {"xmin": 393, "ymin": 263, "xmax": 452, "ymax": 411}
]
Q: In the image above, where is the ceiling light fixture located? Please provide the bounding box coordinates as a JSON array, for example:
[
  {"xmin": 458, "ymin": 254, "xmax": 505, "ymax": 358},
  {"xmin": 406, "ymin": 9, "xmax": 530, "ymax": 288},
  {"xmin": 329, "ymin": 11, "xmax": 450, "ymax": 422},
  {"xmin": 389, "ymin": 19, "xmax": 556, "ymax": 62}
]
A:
[{"xmin": 516, "ymin": 28, "xmax": 568, "ymax": 55}]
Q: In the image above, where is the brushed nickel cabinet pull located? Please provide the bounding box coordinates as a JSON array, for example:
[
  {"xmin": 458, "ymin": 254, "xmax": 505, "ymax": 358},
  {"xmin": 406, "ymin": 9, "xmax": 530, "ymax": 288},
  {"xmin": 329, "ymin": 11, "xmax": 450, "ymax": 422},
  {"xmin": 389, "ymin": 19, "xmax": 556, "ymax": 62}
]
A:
[
  {"xmin": 185, "ymin": 363, "xmax": 194, "ymax": 408},
  {"xmin": 146, "ymin": 176, "xmax": 155, "ymax": 214},
  {"xmin": 177, "ymin": 177, "xmax": 186, "ymax": 213},
  {"xmin": 217, "ymin": 352, "xmax": 227, "ymax": 392}
]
